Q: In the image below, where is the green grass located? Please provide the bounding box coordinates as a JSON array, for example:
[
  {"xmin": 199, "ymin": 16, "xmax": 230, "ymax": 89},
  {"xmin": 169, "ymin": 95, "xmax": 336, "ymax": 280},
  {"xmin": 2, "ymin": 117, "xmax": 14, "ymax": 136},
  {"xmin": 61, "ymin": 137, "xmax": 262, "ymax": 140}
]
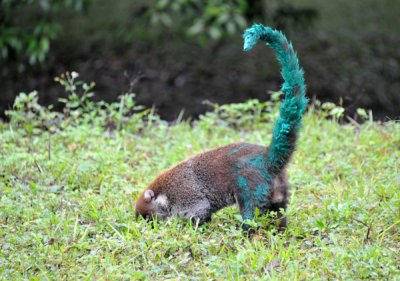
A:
[{"xmin": 0, "ymin": 103, "xmax": 399, "ymax": 280}]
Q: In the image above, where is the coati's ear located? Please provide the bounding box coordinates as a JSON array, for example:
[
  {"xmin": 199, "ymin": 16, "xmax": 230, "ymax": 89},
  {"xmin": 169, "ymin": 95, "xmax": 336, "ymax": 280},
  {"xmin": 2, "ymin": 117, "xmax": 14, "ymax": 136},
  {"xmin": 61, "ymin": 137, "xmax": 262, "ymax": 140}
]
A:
[{"xmin": 144, "ymin": 189, "xmax": 155, "ymax": 203}]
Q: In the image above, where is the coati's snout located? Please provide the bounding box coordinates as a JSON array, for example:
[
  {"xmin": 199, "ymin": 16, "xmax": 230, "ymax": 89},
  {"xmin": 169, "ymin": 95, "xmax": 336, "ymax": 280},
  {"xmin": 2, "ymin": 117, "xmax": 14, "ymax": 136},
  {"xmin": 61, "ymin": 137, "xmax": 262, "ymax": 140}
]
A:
[{"xmin": 135, "ymin": 189, "xmax": 170, "ymax": 219}]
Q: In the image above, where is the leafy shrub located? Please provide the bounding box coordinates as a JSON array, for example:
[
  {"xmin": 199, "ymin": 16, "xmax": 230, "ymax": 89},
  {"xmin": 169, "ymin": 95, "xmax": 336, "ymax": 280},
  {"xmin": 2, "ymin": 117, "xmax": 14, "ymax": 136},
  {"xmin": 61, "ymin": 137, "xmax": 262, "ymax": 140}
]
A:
[
  {"xmin": 319, "ymin": 101, "xmax": 345, "ymax": 121},
  {"xmin": 6, "ymin": 71, "xmax": 371, "ymax": 138},
  {"xmin": 6, "ymin": 72, "xmax": 152, "ymax": 135},
  {"xmin": 198, "ymin": 91, "xmax": 281, "ymax": 129},
  {"xmin": 5, "ymin": 91, "xmax": 61, "ymax": 135}
]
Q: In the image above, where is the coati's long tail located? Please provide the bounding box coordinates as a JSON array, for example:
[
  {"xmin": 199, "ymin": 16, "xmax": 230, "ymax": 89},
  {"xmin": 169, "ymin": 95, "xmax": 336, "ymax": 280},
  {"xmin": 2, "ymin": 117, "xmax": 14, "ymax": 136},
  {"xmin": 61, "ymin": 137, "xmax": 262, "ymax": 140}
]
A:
[{"xmin": 243, "ymin": 24, "xmax": 308, "ymax": 175}]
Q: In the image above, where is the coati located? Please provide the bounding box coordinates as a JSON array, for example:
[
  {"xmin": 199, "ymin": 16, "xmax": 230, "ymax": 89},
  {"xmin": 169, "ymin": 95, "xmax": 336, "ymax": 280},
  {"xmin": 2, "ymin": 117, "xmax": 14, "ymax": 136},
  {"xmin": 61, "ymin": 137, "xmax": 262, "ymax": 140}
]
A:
[{"xmin": 136, "ymin": 24, "xmax": 308, "ymax": 231}]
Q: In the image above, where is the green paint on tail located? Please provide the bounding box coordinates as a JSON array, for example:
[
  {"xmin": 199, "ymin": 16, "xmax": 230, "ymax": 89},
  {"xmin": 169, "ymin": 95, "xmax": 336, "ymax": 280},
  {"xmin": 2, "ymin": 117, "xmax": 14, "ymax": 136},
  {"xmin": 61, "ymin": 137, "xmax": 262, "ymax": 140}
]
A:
[{"xmin": 243, "ymin": 24, "xmax": 308, "ymax": 174}]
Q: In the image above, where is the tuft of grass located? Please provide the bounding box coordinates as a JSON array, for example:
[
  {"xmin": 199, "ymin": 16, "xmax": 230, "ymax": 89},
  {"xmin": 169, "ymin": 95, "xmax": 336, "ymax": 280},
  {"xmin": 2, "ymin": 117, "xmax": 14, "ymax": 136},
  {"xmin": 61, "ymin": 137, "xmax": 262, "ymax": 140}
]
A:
[{"xmin": 0, "ymin": 83, "xmax": 399, "ymax": 279}]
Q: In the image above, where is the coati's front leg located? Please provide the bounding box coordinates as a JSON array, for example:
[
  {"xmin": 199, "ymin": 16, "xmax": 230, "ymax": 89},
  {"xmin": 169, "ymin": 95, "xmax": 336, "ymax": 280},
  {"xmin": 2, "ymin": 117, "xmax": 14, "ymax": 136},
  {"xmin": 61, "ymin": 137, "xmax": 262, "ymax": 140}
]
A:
[
  {"xmin": 177, "ymin": 199, "xmax": 212, "ymax": 225},
  {"xmin": 269, "ymin": 174, "xmax": 290, "ymax": 230},
  {"xmin": 191, "ymin": 214, "xmax": 212, "ymax": 226}
]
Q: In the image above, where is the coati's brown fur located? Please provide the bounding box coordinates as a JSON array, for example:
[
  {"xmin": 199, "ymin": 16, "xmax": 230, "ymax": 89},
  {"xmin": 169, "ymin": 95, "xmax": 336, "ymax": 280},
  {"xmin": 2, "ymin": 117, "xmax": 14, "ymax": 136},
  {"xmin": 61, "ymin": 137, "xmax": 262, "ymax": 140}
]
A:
[
  {"xmin": 136, "ymin": 24, "xmax": 308, "ymax": 231},
  {"xmin": 136, "ymin": 143, "xmax": 290, "ymax": 228}
]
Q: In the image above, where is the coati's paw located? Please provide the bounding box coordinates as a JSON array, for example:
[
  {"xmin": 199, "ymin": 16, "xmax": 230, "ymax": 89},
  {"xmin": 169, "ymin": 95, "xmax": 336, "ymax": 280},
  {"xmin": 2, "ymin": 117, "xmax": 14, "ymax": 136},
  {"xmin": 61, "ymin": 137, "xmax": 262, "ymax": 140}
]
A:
[
  {"xmin": 277, "ymin": 217, "xmax": 288, "ymax": 232},
  {"xmin": 190, "ymin": 215, "xmax": 212, "ymax": 226},
  {"xmin": 246, "ymin": 228, "xmax": 257, "ymax": 239}
]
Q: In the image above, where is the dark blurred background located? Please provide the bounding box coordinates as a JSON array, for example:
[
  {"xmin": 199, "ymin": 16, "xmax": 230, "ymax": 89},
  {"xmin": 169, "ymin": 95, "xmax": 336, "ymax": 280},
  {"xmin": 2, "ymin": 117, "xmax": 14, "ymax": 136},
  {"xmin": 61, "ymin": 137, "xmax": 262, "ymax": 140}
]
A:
[{"xmin": 1, "ymin": 0, "xmax": 399, "ymax": 120}]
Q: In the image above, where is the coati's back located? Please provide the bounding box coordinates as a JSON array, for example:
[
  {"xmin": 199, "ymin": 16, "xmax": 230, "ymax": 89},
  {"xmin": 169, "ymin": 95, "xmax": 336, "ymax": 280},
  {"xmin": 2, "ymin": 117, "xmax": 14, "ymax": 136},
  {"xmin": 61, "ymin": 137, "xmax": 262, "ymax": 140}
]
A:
[{"xmin": 136, "ymin": 24, "xmax": 307, "ymax": 230}]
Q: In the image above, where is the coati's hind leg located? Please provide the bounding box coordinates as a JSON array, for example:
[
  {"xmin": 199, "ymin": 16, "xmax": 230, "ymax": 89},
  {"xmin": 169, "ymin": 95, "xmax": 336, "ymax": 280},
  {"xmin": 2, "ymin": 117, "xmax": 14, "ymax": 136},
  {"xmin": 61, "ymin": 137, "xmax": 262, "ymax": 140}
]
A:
[
  {"xmin": 234, "ymin": 193, "xmax": 256, "ymax": 233},
  {"xmin": 269, "ymin": 201, "xmax": 288, "ymax": 230},
  {"xmin": 234, "ymin": 174, "xmax": 289, "ymax": 232},
  {"xmin": 234, "ymin": 174, "xmax": 267, "ymax": 234}
]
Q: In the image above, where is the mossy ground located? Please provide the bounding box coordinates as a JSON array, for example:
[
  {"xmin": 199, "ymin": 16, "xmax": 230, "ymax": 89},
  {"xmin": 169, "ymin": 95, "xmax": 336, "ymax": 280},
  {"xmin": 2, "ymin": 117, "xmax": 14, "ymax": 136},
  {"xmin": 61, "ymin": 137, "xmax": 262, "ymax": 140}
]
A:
[{"xmin": 0, "ymin": 105, "xmax": 399, "ymax": 280}]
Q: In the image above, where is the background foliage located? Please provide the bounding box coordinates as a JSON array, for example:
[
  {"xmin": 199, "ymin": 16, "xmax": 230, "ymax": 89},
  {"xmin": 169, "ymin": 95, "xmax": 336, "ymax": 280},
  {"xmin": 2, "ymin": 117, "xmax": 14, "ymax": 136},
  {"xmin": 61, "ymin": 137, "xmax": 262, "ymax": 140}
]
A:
[
  {"xmin": 0, "ymin": 0, "xmax": 92, "ymax": 65},
  {"xmin": 2, "ymin": 0, "xmax": 399, "ymax": 120},
  {"xmin": 1, "ymin": 0, "xmax": 317, "ymax": 64}
]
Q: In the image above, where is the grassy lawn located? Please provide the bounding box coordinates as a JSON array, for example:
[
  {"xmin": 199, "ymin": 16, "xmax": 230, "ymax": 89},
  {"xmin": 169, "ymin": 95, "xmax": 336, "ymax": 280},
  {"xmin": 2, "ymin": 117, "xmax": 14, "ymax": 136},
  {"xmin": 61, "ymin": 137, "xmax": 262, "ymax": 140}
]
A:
[{"xmin": 0, "ymin": 93, "xmax": 399, "ymax": 280}]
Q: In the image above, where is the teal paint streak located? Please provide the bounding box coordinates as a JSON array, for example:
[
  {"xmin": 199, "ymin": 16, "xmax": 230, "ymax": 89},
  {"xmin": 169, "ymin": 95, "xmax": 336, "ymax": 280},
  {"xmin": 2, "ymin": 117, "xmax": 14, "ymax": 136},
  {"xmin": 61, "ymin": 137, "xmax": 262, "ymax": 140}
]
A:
[
  {"xmin": 254, "ymin": 183, "xmax": 269, "ymax": 208},
  {"xmin": 249, "ymin": 155, "xmax": 264, "ymax": 169},
  {"xmin": 241, "ymin": 211, "xmax": 254, "ymax": 221},
  {"xmin": 248, "ymin": 156, "xmax": 271, "ymax": 207},
  {"xmin": 249, "ymin": 155, "xmax": 272, "ymax": 182},
  {"xmin": 235, "ymin": 156, "xmax": 272, "ymax": 220},
  {"xmin": 237, "ymin": 175, "xmax": 248, "ymax": 190},
  {"xmin": 228, "ymin": 143, "xmax": 251, "ymax": 155},
  {"xmin": 243, "ymin": 24, "xmax": 308, "ymax": 174},
  {"xmin": 236, "ymin": 176, "xmax": 254, "ymax": 220},
  {"xmin": 237, "ymin": 176, "xmax": 250, "ymax": 205}
]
